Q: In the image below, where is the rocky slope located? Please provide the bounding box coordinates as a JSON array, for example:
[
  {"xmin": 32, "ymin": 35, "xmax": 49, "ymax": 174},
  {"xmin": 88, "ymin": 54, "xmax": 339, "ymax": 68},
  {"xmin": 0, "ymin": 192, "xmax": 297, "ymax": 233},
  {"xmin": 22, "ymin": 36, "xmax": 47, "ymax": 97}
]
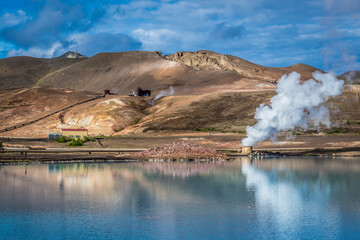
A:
[
  {"xmin": 165, "ymin": 50, "xmax": 321, "ymax": 81},
  {"xmin": 2, "ymin": 87, "xmax": 360, "ymax": 138},
  {"xmin": 340, "ymin": 70, "xmax": 360, "ymax": 84},
  {"xmin": 0, "ymin": 87, "xmax": 96, "ymax": 129},
  {"xmin": 59, "ymin": 51, "xmax": 88, "ymax": 59}
]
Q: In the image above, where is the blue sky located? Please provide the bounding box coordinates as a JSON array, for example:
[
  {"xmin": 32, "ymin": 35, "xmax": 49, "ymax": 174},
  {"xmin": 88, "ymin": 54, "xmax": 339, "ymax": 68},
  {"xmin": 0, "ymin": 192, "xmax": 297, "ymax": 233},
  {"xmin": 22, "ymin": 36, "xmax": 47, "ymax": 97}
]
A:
[{"xmin": 0, "ymin": 0, "xmax": 359, "ymax": 74}]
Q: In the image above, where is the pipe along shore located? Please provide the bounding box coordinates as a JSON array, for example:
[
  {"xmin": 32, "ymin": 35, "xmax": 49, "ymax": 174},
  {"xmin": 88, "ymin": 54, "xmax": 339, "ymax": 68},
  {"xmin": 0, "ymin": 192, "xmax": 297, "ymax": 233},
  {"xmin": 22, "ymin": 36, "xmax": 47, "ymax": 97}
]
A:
[{"xmin": 1, "ymin": 146, "xmax": 360, "ymax": 164}]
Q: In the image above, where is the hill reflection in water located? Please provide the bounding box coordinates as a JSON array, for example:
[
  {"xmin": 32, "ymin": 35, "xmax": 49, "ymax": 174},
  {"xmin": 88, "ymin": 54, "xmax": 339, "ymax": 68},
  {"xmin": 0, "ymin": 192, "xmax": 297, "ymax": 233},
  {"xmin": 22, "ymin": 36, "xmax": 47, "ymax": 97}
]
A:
[{"xmin": 0, "ymin": 157, "xmax": 360, "ymax": 239}]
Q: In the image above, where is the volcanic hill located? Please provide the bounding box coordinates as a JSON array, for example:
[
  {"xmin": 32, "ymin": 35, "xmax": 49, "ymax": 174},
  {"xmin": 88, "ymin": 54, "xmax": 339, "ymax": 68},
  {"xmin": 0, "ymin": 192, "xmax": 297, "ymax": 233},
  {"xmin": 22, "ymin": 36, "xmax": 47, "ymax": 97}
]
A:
[
  {"xmin": 1, "ymin": 50, "xmax": 322, "ymax": 94},
  {"xmin": 0, "ymin": 50, "xmax": 359, "ymax": 138}
]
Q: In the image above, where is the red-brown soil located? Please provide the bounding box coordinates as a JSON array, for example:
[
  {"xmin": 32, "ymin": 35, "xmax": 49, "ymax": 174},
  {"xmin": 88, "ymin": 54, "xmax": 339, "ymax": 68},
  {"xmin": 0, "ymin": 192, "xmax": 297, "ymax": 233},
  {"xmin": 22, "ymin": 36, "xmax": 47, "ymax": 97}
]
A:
[{"xmin": 130, "ymin": 142, "xmax": 227, "ymax": 159}]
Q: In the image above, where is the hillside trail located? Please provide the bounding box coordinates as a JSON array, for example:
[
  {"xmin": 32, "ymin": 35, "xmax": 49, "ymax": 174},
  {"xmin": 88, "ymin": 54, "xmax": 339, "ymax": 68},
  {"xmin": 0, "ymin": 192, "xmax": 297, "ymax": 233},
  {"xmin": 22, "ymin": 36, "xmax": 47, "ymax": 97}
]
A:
[{"xmin": 0, "ymin": 94, "xmax": 105, "ymax": 134}]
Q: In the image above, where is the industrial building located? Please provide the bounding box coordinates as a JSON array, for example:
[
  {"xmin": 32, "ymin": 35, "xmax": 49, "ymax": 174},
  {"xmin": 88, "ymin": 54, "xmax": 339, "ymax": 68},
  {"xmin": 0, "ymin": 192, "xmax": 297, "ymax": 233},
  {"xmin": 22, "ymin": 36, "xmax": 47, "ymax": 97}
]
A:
[
  {"xmin": 61, "ymin": 129, "xmax": 88, "ymax": 139},
  {"xmin": 48, "ymin": 133, "xmax": 62, "ymax": 140},
  {"xmin": 132, "ymin": 87, "xmax": 151, "ymax": 96}
]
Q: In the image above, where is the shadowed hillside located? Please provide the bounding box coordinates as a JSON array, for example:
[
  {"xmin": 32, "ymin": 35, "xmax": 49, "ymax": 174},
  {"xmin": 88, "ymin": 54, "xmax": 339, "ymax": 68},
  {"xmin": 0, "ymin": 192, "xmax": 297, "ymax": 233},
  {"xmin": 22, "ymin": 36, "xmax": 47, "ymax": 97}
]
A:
[
  {"xmin": 340, "ymin": 70, "xmax": 360, "ymax": 84},
  {"xmin": 0, "ymin": 54, "xmax": 86, "ymax": 89}
]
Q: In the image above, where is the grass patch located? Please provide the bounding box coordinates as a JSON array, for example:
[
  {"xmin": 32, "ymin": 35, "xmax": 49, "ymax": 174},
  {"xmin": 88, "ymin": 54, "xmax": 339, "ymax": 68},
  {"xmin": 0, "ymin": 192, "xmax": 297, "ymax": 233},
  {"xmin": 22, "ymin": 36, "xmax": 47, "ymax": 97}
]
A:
[
  {"xmin": 94, "ymin": 135, "xmax": 107, "ymax": 138},
  {"xmin": 194, "ymin": 127, "xmax": 216, "ymax": 132},
  {"xmin": 134, "ymin": 118, "xmax": 141, "ymax": 124},
  {"xmin": 324, "ymin": 128, "xmax": 349, "ymax": 134},
  {"xmin": 68, "ymin": 138, "xmax": 84, "ymax": 147},
  {"xmin": 54, "ymin": 135, "xmax": 95, "ymax": 146},
  {"xmin": 54, "ymin": 136, "xmax": 69, "ymax": 143}
]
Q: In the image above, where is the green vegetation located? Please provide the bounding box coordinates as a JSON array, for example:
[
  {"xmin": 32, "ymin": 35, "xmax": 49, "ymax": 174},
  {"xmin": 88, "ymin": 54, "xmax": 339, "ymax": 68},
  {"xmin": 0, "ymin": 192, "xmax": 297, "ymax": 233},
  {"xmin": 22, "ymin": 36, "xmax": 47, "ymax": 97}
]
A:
[
  {"xmin": 194, "ymin": 127, "xmax": 245, "ymax": 133},
  {"xmin": 292, "ymin": 131, "xmax": 301, "ymax": 136},
  {"xmin": 324, "ymin": 128, "xmax": 349, "ymax": 134},
  {"xmin": 68, "ymin": 138, "xmax": 84, "ymax": 147},
  {"xmin": 68, "ymin": 136, "xmax": 93, "ymax": 147},
  {"xmin": 134, "ymin": 118, "xmax": 141, "ymax": 124},
  {"xmin": 346, "ymin": 120, "xmax": 351, "ymax": 125},
  {"xmin": 305, "ymin": 130, "xmax": 318, "ymax": 134},
  {"xmin": 194, "ymin": 127, "xmax": 216, "ymax": 132},
  {"xmin": 85, "ymin": 136, "xmax": 93, "ymax": 142},
  {"xmin": 0, "ymin": 141, "xmax": 3, "ymax": 150},
  {"xmin": 94, "ymin": 135, "xmax": 107, "ymax": 138},
  {"xmin": 54, "ymin": 135, "xmax": 95, "ymax": 147},
  {"xmin": 54, "ymin": 136, "xmax": 69, "ymax": 143}
]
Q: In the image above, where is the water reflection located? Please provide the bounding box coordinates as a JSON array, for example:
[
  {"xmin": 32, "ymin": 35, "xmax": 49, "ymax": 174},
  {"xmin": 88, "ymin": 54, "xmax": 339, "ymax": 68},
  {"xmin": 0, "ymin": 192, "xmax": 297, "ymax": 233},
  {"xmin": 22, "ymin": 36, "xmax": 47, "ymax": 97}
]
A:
[
  {"xmin": 243, "ymin": 157, "xmax": 360, "ymax": 239},
  {"xmin": 0, "ymin": 157, "xmax": 359, "ymax": 239}
]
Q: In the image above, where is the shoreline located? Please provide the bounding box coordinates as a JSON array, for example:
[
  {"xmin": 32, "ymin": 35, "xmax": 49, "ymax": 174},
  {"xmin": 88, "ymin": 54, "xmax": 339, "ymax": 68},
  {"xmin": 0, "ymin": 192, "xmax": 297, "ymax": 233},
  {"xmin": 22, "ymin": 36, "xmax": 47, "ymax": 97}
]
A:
[{"xmin": 1, "ymin": 146, "xmax": 360, "ymax": 165}]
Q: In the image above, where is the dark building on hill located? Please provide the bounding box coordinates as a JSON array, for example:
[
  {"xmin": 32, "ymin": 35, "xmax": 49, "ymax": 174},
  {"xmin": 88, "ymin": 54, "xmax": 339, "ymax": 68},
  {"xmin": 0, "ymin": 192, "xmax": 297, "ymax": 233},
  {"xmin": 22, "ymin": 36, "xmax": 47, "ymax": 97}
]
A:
[{"xmin": 137, "ymin": 87, "xmax": 151, "ymax": 96}]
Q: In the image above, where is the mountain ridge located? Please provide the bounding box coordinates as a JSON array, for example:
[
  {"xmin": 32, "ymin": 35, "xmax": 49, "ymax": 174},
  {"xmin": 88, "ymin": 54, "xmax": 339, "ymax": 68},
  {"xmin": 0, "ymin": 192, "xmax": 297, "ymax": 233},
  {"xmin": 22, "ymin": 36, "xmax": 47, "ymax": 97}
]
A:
[{"xmin": 0, "ymin": 50, "xmax": 351, "ymax": 94}]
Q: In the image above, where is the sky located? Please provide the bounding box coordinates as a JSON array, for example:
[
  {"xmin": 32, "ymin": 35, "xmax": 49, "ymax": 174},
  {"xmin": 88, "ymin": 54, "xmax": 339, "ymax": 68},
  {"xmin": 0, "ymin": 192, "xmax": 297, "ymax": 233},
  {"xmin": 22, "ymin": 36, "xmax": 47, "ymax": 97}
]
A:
[{"xmin": 0, "ymin": 0, "xmax": 359, "ymax": 74}]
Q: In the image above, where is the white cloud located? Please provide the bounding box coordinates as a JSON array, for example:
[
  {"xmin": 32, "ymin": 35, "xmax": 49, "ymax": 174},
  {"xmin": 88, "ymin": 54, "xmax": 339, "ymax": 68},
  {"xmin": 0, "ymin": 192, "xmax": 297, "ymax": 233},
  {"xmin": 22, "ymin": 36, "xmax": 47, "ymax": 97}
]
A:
[
  {"xmin": 6, "ymin": 42, "xmax": 65, "ymax": 58},
  {"xmin": 132, "ymin": 28, "xmax": 181, "ymax": 51},
  {"xmin": 0, "ymin": 10, "xmax": 30, "ymax": 29}
]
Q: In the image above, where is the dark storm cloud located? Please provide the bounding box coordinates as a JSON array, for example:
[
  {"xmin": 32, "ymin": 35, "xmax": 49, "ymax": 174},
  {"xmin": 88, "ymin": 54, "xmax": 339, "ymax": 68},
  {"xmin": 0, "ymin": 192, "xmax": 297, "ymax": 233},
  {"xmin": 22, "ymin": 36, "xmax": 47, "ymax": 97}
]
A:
[{"xmin": 209, "ymin": 23, "xmax": 244, "ymax": 40}]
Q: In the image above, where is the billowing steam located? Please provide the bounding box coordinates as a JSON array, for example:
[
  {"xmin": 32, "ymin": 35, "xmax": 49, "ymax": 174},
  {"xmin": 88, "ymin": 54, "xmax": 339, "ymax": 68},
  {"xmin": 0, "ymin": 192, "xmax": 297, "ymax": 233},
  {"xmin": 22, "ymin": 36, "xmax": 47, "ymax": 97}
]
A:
[
  {"xmin": 242, "ymin": 71, "xmax": 344, "ymax": 146},
  {"xmin": 154, "ymin": 86, "xmax": 175, "ymax": 100}
]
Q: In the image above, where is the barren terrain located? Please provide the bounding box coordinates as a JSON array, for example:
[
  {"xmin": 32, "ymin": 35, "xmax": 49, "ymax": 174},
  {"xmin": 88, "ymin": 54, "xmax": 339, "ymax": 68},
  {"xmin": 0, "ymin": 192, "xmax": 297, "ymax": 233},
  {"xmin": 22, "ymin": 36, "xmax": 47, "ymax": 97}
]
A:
[{"xmin": 0, "ymin": 50, "xmax": 359, "ymax": 151}]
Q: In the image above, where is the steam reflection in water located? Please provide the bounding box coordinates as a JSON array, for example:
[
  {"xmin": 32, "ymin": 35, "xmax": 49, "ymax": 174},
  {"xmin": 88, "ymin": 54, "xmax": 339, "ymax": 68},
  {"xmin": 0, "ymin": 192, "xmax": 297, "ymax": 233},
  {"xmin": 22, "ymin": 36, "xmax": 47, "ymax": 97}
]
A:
[{"xmin": 0, "ymin": 158, "xmax": 359, "ymax": 240}]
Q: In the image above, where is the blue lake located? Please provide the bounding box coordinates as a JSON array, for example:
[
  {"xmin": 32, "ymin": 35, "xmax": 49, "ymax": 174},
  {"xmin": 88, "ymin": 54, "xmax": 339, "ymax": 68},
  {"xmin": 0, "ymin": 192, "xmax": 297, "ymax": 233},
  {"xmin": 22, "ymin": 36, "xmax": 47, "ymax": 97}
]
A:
[{"xmin": 1, "ymin": 157, "xmax": 360, "ymax": 239}]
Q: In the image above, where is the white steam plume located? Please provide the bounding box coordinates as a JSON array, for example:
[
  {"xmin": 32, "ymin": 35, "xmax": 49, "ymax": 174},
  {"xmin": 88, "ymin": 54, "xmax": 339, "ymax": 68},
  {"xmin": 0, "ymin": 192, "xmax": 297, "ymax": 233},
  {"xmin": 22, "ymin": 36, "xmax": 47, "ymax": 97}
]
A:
[
  {"xmin": 242, "ymin": 71, "xmax": 344, "ymax": 146},
  {"xmin": 154, "ymin": 86, "xmax": 174, "ymax": 100}
]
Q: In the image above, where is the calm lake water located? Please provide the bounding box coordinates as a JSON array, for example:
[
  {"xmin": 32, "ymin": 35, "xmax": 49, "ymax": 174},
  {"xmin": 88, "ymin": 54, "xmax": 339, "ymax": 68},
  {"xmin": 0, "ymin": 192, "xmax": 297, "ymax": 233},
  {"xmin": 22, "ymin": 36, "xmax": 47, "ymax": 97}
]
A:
[{"xmin": 1, "ymin": 157, "xmax": 360, "ymax": 240}]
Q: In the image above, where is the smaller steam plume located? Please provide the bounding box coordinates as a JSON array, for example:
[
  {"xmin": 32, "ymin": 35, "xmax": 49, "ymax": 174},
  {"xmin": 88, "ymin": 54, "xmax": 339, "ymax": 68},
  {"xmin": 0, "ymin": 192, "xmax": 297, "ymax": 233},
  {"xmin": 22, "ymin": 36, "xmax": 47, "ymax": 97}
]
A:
[
  {"xmin": 154, "ymin": 86, "xmax": 175, "ymax": 100},
  {"xmin": 242, "ymin": 71, "xmax": 344, "ymax": 146}
]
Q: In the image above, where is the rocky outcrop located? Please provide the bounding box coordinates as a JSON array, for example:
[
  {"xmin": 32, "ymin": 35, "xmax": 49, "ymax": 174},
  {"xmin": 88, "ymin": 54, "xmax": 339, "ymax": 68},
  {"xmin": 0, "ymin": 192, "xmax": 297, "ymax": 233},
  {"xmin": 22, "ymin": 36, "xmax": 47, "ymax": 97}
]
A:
[
  {"xmin": 340, "ymin": 70, "xmax": 360, "ymax": 84},
  {"xmin": 59, "ymin": 51, "xmax": 88, "ymax": 59},
  {"xmin": 165, "ymin": 50, "xmax": 321, "ymax": 81}
]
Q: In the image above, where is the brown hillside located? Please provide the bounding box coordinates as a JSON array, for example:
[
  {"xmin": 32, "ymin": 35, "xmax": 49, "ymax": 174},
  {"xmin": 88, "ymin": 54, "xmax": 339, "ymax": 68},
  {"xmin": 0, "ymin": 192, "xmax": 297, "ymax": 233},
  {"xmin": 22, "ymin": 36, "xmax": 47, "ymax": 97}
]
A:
[
  {"xmin": 0, "ymin": 87, "xmax": 96, "ymax": 129},
  {"xmin": 165, "ymin": 50, "xmax": 321, "ymax": 81},
  {"xmin": 340, "ymin": 70, "xmax": 360, "ymax": 84},
  {"xmin": 119, "ymin": 91, "xmax": 275, "ymax": 134},
  {"xmin": 1, "ymin": 87, "xmax": 360, "ymax": 138},
  {"xmin": 37, "ymin": 51, "xmax": 250, "ymax": 95},
  {"xmin": 0, "ymin": 56, "xmax": 86, "ymax": 89},
  {"xmin": 1, "ymin": 50, "xmax": 324, "ymax": 94}
]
